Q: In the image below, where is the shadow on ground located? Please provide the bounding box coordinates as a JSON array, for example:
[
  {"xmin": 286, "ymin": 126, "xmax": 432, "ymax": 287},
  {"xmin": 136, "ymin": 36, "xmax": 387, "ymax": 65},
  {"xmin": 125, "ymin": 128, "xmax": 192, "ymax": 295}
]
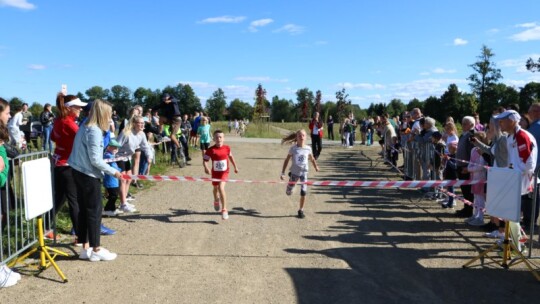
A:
[{"xmin": 286, "ymin": 147, "xmax": 540, "ymax": 304}]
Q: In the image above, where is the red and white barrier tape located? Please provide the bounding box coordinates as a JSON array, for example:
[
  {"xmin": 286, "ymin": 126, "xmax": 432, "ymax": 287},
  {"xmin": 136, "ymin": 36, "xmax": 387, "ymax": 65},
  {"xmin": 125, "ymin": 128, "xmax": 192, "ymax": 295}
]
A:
[{"xmin": 122, "ymin": 174, "xmax": 482, "ymax": 188}]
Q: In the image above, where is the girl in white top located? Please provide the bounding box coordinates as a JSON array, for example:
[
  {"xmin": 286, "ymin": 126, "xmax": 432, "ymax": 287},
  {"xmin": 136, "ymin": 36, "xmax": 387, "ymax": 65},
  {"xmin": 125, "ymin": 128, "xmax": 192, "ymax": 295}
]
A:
[
  {"xmin": 7, "ymin": 105, "xmax": 25, "ymax": 148},
  {"xmin": 116, "ymin": 115, "xmax": 153, "ymax": 212},
  {"xmin": 280, "ymin": 129, "xmax": 319, "ymax": 219},
  {"xmin": 443, "ymin": 122, "xmax": 459, "ymax": 153}
]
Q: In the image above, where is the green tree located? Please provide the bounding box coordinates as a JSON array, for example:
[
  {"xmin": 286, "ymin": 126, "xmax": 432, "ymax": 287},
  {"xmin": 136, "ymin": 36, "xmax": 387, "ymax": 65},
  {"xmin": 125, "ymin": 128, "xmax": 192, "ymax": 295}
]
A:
[
  {"xmin": 439, "ymin": 84, "xmax": 462, "ymax": 122},
  {"xmin": 423, "ymin": 96, "xmax": 442, "ymax": 122},
  {"xmin": 461, "ymin": 93, "xmax": 478, "ymax": 117},
  {"xmin": 335, "ymin": 88, "xmax": 351, "ymax": 123},
  {"xmin": 484, "ymin": 83, "xmax": 519, "ymax": 111},
  {"xmin": 177, "ymin": 84, "xmax": 202, "ymax": 115},
  {"xmin": 109, "ymin": 85, "xmax": 133, "ymax": 117},
  {"xmin": 406, "ymin": 98, "xmax": 424, "ymax": 111},
  {"xmin": 228, "ymin": 98, "xmax": 253, "ymax": 120},
  {"xmin": 270, "ymin": 96, "xmax": 295, "ymax": 122},
  {"xmin": 322, "ymin": 101, "xmax": 337, "ymax": 123},
  {"xmin": 314, "ymin": 90, "xmax": 322, "ymax": 114},
  {"xmin": 519, "ymin": 82, "xmax": 540, "ymax": 111},
  {"xmin": 206, "ymin": 88, "xmax": 227, "ymax": 121},
  {"xmin": 253, "ymin": 84, "xmax": 269, "ymax": 121},
  {"xmin": 386, "ymin": 99, "xmax": 406, "ymax": 117},
  {"xmin": 367, "ymin": 103, "xmax": 385, "ymax": 116},
  {"xmin": 468, "ymin": 45, "xmax": 502, "ymax": 120},
  {"xmin": 526, "ymin": 57, "xmax": 540, "ymax": 72},
  {"xmin": 8, "ymin": 97, "xmax": 24, "ymax": 114},
  {"xmin": 134, "ymin": 87, "xmax": 160, "ymax": 113},
  {"xmin": 296, "ymin": 88, "xmax": 314, "ymax": 121},
  {"xmin": 28, "ymin": 102, "xmax": 43, "ymax": 121},
  {"xmin": 85, "ymin": 86, "xmax": 110, "ymax": 100}
]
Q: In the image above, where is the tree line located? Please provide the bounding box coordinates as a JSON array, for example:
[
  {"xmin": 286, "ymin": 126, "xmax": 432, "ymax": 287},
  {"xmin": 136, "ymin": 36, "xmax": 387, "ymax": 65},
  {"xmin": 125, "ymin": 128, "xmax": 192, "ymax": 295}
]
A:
[{"xmin": 5, "ymin": 45, "xmax": 540, "ymax": 124}]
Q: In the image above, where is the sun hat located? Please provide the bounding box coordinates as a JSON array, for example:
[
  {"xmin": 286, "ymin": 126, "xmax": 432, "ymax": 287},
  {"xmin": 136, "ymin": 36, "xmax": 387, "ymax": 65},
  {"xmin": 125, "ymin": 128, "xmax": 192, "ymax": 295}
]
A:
[{"xmin": 64, "ymin": 98, "xmax": 87, "ymax": 107}]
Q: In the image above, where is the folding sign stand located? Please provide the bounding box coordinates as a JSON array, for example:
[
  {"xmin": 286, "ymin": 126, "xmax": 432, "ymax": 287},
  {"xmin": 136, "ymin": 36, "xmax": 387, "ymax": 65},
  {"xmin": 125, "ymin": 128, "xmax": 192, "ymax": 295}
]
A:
[
  {"xmin": 21, "ymin": 158, "xmax": 68, "ymax": 283},
  {"xmin": 462, "ymin": 167, "xmax": 540, "ymax": 281},
  {"xmin": 462, "ymin": 221, "xmax": 540, "ymax": 281}
]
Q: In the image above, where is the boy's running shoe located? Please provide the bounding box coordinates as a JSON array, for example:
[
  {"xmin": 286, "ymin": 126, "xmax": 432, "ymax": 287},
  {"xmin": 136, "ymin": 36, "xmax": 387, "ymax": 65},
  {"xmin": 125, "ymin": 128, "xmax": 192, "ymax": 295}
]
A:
[
  {"xmin": 297, "ymin": 210, "xmax": 305, "ymax": 219},
  {"xmin": 121, "ymin": 204, "xmax": 138, "ymax": 213},
  {"xmin": 221, "ymin": 209, "xmax": 229, "ymax": 220}
]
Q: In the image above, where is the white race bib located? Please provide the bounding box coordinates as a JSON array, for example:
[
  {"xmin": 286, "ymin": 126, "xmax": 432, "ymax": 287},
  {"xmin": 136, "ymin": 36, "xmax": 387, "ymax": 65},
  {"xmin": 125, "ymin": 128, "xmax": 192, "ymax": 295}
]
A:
[{"xmin": 213, "ymin": 160, "xmax": 227, "ymax": 172}]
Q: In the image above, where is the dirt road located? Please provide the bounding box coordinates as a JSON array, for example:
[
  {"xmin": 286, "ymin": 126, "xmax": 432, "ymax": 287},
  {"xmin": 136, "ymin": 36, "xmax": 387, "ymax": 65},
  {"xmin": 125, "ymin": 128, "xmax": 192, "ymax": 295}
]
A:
[{"xmin": 2, "ymin": 139, "xmax": 540, "ymax": 303}]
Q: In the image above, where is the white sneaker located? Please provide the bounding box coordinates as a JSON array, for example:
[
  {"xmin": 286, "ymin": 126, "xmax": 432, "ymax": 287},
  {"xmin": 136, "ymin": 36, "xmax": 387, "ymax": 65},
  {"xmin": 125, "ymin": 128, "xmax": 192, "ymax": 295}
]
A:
[
  {"xmin": 103, "ymin": 209, "xmax": 123, "ymax": 217},
  {"xmin": 89, "ymin": 248, "xmax": 117, "ymax": 262},
  {"xmin": 79, "ymin": 248, "xmax": 92, "ymax": 260},
  {"xmin": 221, "ymin": 209, "xmax": 229, "ymax": 220},
  {"xmin": 124, "ymin": 202, "xmax": 136, "ymax": 208},
  {"xmin": 120, "ymin": 204, "xmax": 137, "ymax": 213},
  {"xmin": 0, "ymin": 270, "xmax": 18, "ymax": 288},
  {"xmin": 1, "ymin": 265, "xmax": 21, "ymax": 282}
]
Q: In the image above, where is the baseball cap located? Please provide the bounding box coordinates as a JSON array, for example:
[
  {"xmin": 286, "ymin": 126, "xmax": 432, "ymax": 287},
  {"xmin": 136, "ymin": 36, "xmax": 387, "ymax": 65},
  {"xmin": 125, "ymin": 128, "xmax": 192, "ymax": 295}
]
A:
[
  {"xmin": 108, "ymin": 139, "xmax": 122, "ymax": 148},
  {"xmin": 493, "ymin": 110, "xmax": 521, "ymax": 122}
]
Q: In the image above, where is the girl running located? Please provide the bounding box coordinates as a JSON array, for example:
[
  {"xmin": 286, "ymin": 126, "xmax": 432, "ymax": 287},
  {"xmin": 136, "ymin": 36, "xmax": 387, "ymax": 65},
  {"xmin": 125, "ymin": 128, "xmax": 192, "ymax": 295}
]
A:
[{"xmin": 280, "ymin": 129, "xmax": 320, "ymax": 218}]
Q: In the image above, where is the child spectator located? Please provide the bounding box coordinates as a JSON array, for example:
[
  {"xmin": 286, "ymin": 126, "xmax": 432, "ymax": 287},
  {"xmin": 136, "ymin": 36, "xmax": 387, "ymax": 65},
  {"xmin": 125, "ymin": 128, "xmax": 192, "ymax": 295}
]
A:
[
  {"xmin": 431, "ymin": 131, "xmax": 446, "ymax": 181},
  {"xmin": 197, "ymin": 117, "xmax": 211, "ymax": 156},
  {"xmin": 441, "ymin": 142, "xmax": 458, "ymax": 208},
  {"xmin": 280, "ymin": 129, "xmax": 320, "ymax": 219},
  {"xmin": 103, "ymin": 139, "xmax": 123, "ymax": 218},
  {"xmin": 431, "ymin": 131, "xmax": 446, "ymax": 200},
  {"xmin": 202, "ymin": 130, "xmax": 239, "ymax": 220},
  {"xmin": 466, "ymin": 132, "xmax": 488, "ymax": 226}
]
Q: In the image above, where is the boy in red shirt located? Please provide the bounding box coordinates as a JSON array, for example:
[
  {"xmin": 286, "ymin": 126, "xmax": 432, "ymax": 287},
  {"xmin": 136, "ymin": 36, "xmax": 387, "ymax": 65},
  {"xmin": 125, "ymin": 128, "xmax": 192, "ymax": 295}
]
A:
[{"xmin": 203, "ymin": 130, "xmax": 239, "ymax": 220}]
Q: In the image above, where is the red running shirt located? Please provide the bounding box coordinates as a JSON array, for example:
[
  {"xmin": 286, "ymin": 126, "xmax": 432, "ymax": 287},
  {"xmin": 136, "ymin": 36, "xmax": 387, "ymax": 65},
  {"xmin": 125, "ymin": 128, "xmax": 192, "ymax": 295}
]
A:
[{"xmin": 204, "ymin": 145, "xmax": 231, "ymax": 175}]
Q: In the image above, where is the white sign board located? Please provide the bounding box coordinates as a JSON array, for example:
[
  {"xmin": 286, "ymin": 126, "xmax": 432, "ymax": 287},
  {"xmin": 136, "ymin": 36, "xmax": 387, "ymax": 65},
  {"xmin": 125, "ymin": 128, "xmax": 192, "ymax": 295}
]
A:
[
  {"xmin": 486, "ymin": 167, "xmax": 522, "ymax": 222},
  {"xmin": 22, "ymin": 158, "xmax": 54, "ymax": 220}
]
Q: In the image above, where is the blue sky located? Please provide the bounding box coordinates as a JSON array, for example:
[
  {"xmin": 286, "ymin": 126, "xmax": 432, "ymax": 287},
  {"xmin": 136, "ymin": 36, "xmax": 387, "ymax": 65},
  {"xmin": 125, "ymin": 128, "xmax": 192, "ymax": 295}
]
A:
[{"xmin": 1, "ymin": 0, "xmax": 540, "ymax": 109}]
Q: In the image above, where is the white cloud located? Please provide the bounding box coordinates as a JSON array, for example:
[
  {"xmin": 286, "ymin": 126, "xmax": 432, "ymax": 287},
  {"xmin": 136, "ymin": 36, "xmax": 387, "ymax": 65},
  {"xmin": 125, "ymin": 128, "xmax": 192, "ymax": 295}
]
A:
[
  {"xmin": 0, "ymin": 0, "xmax": 35, "ymax": 9},
  {"xmin": 511, "ymin": 22, "xmax": 540, "ymax": 41},
  {"xmin": 198, "ymin": 16, "xmax": 246, "ymax": 24},
  {"xmin": 432, "ymin": 68, "xmax": 456, "ymax": 74},
  {"xmin": 336, "ymin": 82, "xmax": 385, "ymax": 90},
  {"xmin": 234, "ymin": 76, "xmax": 288, "ymax": 83},
  {"xmin": 273, "ymin": 24, "xmax": 305, "ymax": 35},
  {"xmin": 487, "ymin": 28, "xmax": 500, "ymax": 35},
  {"xmin": 28, "ymin": 64, "xmax": 45, "ymax": 70},
  {"xmin": 453, "ymin": 38, "xmax": 468, "ymax": 46},
  {"xmin": 388, "ymin": 78, "xmax": 467, "ymax": 101},
  {"xmin": 516, "ymin": 22, "xmax": 537, "ymax": 28},
  {"xmin": 248, "ymin": 18, "xmax": 273, "ymax": 32},
  {"xmin": 419, "ymin": 72, "xmax": 430, "ymax": 76},
  {"xmin": 315, "ymin": 40, "xmax": 328, "ymax": 45},
  {"xmin": 499, "ymin": 53, "xmax": 540, "ymax": 73}
]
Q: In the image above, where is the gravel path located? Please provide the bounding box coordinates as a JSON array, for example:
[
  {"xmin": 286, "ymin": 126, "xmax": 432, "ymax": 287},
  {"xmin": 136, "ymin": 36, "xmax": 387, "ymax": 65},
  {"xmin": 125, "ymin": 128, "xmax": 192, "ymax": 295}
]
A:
[{"xmin": 2, "ymin": 140, "xmax": 540, "ymax": 303}]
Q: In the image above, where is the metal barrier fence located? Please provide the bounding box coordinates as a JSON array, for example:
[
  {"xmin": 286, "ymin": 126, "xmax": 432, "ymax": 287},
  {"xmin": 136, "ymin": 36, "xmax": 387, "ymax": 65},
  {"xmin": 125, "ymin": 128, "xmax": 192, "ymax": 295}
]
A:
[
  {"xmin": 402, "ymin": 133, "xmax": 437, "ymax": 184},
  {"xmin": 0, "ymin": 151, "xmax": 52, "ymax": 266},
  {"xmin": 402, "ymin": 134, "xmax": 540, "ymax": 255}
]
